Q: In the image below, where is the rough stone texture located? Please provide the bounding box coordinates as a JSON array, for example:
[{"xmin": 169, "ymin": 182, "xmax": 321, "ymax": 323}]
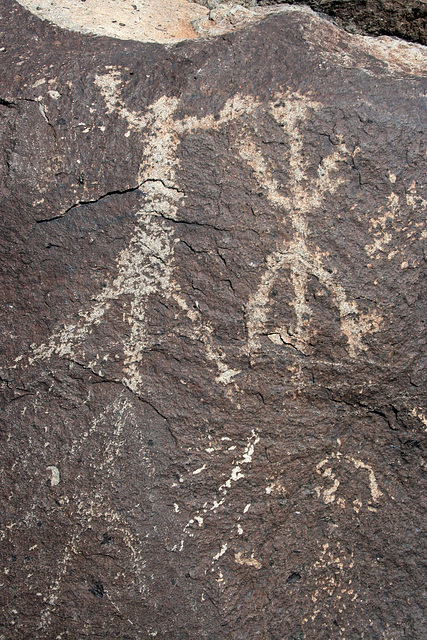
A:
[
  {"xmin": 15, "ymin": 0, "xmax": 212, "ymax": 44},
  {"xmin": 198, "ymin": 0, "xmax": 427, "ymax": 46},
  {"xmin": 16, "ymin": 1, "xmax": 427, "ymax": 46},
  {"xmin": 1, "ymin": 0, "xmax": 427, "ymax": 638},
  {"xmin": 274, "ymin": 0, "xmax": 426, "ymax": 45},
  {"xmin": 274, "ymin": 0, "xmax": 427, "ymax": 45}
]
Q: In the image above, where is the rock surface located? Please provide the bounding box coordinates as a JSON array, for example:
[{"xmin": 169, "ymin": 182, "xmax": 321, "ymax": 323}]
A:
[
  {"xmin": 15, "ymin": 0, "xmax": 427, "ymax": 44},
  {"xmin": 1, "ymin": 0, "xmax": 426, "ymax": 638},
  {"xmin": 15, "ymin": 0, "xmax": 279, "ymax": 43},
  {"xmin": 246, "ymin": 0, "xmax": 427, "ymax": 45}
]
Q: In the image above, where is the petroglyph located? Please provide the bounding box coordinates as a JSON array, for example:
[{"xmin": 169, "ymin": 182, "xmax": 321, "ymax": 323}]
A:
[
  {"xmin": 183, "ymin": 430, "xmax": 260, "ymax": 538},
  {"xmin": 241, "ymin": 95, "xmax": 382, "ymax": 358},
  {"xmin": 349, "ymin": 457, "xmax": 383, "ymax": 502},
  {"xmin": 304, "ymin": 541, "xmax": 358, "ymax": 627},
  {"xmin": 18, "ymin": 75, "xmax": 383, "ymax": 397},
  {"xmin": 315, "ymin": 448, "xmax": 383, "ymax": 508},
  {"xmin": 39, "ymin": 496, "xmax": 149, "ymax": 633},
  {"xmin": 3, "ymin": 3, "xmax": 427, "ymax": 635},
  {"xmin": 9, "ymin": 77, "xmax": 392, "ymax": 597},
  {"xmin": 365, "ymin": 192, "xmax": 400, "ymax": 258},
  {"xmin": 19, "ymin": 81, "xmax": 263, "ymax": 389},
  {"xmin": 174, "ymin": 429, "xmax": 262, "ymax": 572},
  {"xmin": 406, "ymin": 179, "xmax": 427, "ymax": 211},
  {"xmin": 37, "ymin": 396, "xmax": 151, "ymax": 633}
]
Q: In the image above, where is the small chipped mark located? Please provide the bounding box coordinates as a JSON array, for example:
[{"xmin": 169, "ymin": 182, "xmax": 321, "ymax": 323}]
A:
[
  {"xmin": 230, "ymin": 466, "xmax": 244, "ymax": 481},
  {"xmin": 212, "ymin": 543, "xmax": 227, "ymax": 562},
  {"xmin": 171, "ymin": 539, "xmax": 184, "ymax": 552},
  {"xmin": 46, "ymin": 465, "xmax": 60, "ymax": 486},
  {"xmin": 215, "ymin": 367, "xmax": 241, "ymax": 385},
  {"xmin": 32, "ymin": 78, "xmax": 46, "ymax": 88},
  {"xmin": 234, "ymin": 552, "xmax": 262, "ymax": 569},
  {"xmin": 192, "ymin": 464, "xmax": 206, "ymax": 475},
  {"xmin": 210, "ymin": 498, "xmax": 225, "ymax": 511},
  {"xmin": 410, "ymin": 407, "xmax": 427, "ymax": 432}
]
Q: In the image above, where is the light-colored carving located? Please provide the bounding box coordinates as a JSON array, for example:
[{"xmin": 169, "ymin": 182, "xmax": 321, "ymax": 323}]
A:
[
  {"xmin": 183, "ymin": 430, "xmax": 260, "ymax": 535},
  {"xmin": 17, "ymin": 75, "xmax": 382, "ymax": 391},
  {"xmin": 242, "ymin": 94, "xmax": 382, "ymax": 357},
  {"xmin": 303, "ymin": 541, "xmax": 358, "ymax": 629},
  {"xmin": 315, "ymin": 448, "xmax": 383, "ymax": 508},
  {"xmin": 8, "ymin": 76, "xmax": 394, "ymax": 601},
  {"xmin": 410, "ymin": 407, "xmax": 427, "ymax": 432},
  {"xmin": 36, "ymin": 395, "xmax": 151, "ymax": 632}
]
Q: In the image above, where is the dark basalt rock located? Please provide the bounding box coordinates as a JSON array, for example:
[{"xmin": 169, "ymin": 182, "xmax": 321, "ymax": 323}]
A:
[
  {"xmin": 254, "ymin": 0, "xmax": 427, "ymax": 45},
  {"xmin": 0, "ymin": 1, "xmax": 426, "ymax": 639}
]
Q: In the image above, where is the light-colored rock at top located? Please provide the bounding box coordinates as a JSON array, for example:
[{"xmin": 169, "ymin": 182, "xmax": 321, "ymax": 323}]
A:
[{"xmin": 16, "ymin": 0, "xmax": 274, "ymax": 43}]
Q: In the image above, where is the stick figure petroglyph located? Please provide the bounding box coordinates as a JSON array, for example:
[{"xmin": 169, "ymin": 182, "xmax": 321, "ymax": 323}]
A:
[
  {"xmin": 18, "ymin": 69, "xmax": 381, "ymax": 391},
  {"xmin": 5, "ymin": 70, "xmax": 392, "ymax": 632}
]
